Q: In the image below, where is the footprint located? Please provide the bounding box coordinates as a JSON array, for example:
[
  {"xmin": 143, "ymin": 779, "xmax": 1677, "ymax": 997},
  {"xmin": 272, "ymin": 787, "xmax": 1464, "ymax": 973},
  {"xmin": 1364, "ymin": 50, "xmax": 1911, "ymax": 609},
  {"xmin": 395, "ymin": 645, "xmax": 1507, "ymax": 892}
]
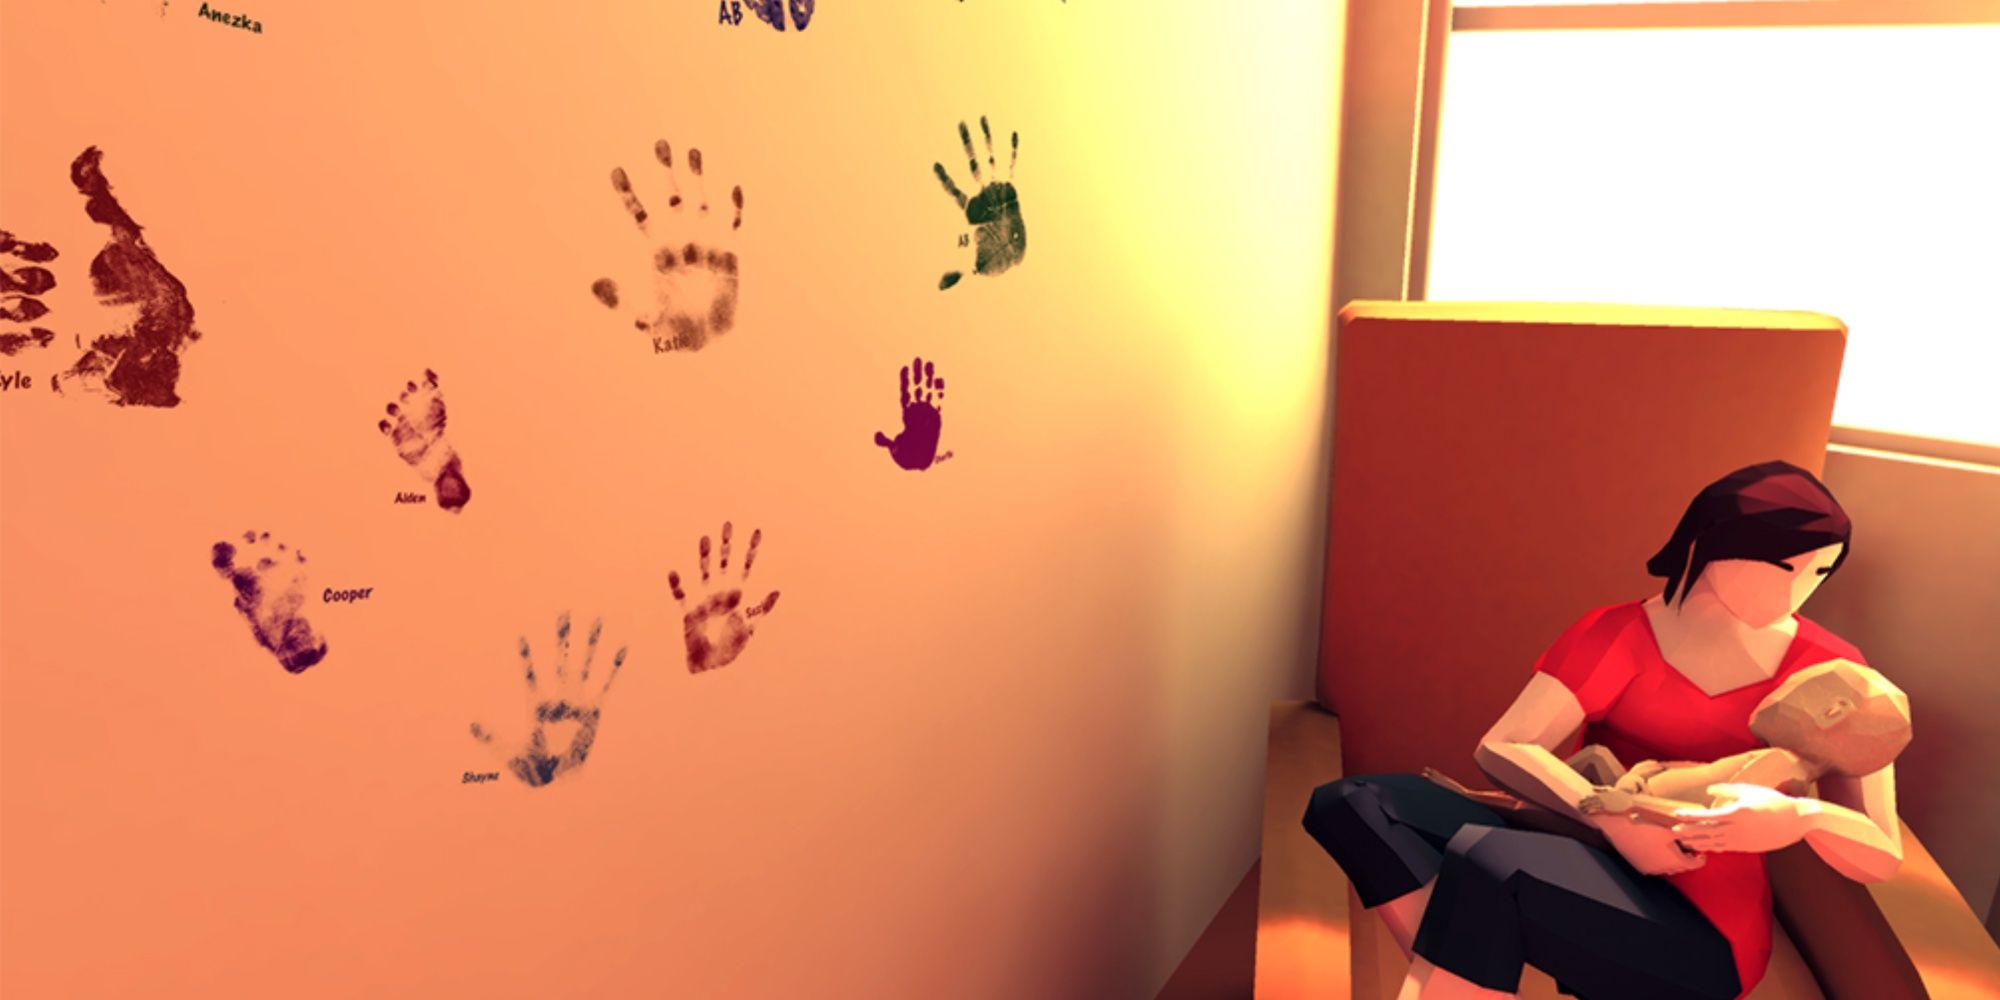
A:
[
  {"xmin": 0, "ymin": 230, "xmax": 59, "ymax": 356},
  {"xmin": 668, "ymin": 522, "xmax": 780, "ymax": 674},
  {"xmin": 873, "ymin": 356, "xmax": 946, "ymax": 471},
  {"xmin": 932, "ymin": 116, "xmax": 1026, "ymax": 290},
  {"xmin": 210, "ymin": 531, "xmax": 329, "ymax": 674},
  {"xmin": 376, "ymin": 369, "xmax": 472, "ymax": 513},
  {"xmin": 745, "ymin": 0, "xmax": 815, "ymax": 30},
  {"xmin": 470, "ymin": 612, "xmax": 629, "ymax": 788},
  {"xmin": 591, "ymin": 140, "xmax": 745, "ymax": 355},
  {"xmin": 50, "ymin": 147, "xmax": 202, "ymax": 407}
]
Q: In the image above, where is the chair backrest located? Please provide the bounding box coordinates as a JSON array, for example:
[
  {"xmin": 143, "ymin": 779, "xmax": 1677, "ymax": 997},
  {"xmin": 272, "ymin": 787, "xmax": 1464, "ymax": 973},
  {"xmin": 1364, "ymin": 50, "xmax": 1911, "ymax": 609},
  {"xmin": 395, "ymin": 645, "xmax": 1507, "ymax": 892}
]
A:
[{"xmin": 1318, "ymin": 301, "xmax": 1848, "ymax": 780}]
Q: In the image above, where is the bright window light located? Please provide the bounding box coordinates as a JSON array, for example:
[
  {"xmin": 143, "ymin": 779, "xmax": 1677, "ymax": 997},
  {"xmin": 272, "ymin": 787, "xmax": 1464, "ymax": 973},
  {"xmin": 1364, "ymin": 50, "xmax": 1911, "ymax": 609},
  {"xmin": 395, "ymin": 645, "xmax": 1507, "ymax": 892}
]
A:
[{"xmin": 1426, "ymin": 25, "xmax": 2000, "ymax": 449}]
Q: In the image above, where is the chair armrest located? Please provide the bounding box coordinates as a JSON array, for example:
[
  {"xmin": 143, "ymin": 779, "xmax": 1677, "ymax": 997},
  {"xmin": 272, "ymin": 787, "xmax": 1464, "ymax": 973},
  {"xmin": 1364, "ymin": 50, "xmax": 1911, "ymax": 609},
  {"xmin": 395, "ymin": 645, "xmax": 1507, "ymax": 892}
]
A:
[{"xmin": 1770, "ymin": 827, "xmax": 2000, "ymax": 999}]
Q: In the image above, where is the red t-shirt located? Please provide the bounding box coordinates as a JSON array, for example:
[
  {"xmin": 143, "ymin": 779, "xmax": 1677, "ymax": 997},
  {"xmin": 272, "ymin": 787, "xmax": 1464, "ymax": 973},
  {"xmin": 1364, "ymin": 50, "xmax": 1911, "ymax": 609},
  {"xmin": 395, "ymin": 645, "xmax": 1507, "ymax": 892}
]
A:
[{"xmin": 1533, "ymin": 600, "xmax": 1866, "ymax": 999}]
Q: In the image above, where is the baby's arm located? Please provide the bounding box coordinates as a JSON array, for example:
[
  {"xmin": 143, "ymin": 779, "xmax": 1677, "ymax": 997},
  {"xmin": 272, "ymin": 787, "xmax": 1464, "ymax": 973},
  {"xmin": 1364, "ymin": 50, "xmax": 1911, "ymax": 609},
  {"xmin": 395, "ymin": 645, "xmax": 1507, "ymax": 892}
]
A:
[{"xmin": 1581, "ymin": 749, "xmax": 1817, "ymax": 825}]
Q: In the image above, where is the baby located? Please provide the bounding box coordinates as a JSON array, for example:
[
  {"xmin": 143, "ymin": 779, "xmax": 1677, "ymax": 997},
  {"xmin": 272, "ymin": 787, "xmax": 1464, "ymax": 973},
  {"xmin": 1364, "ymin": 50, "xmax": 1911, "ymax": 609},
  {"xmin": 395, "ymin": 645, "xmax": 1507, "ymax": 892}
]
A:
[{"xmin": 1572, "ymin": 659, "xmax": 1911, "ymax": 827}]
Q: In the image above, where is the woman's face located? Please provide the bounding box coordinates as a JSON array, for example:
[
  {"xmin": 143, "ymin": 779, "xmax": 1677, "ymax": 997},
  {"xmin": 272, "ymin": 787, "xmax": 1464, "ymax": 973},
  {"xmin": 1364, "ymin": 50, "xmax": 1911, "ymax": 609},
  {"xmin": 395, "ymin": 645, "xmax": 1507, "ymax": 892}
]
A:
[{"xmin": 1702, "ymin": 542, "xmax": 1846, "ymax": 628}]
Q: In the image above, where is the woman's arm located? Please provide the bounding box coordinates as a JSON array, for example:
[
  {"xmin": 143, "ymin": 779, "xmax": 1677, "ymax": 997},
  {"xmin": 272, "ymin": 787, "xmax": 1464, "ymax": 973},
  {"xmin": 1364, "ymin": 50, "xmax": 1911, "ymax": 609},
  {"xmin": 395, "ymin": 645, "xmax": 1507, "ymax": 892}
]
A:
[
  {"xmin": 1801, "ymin": 764, "xmax": 1903, "ymax": 883},
  {"xmin": 1472, "ymin": 672, "xmax": 1599, "ymax": 823}
]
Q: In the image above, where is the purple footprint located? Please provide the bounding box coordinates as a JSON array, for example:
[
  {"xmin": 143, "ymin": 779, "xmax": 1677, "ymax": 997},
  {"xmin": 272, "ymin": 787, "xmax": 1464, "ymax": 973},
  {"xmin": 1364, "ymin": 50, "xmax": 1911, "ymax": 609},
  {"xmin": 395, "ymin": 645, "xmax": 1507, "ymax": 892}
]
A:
[{"xmin": 211, "ymin": 531, "xmax": 329, "ymax": 673}]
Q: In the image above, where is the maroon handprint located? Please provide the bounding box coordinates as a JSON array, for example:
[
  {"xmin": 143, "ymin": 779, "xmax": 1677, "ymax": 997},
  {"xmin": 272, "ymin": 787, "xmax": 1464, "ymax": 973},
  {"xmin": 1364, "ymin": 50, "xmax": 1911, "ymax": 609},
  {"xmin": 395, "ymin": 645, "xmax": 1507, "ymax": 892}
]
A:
[
  {"xmin": 873, "ymin": 356, "xmax": 946, "ymax": 471},
  {"xmin": 668, "ymin": 522, "xmax": 780, "ymax": 674}
]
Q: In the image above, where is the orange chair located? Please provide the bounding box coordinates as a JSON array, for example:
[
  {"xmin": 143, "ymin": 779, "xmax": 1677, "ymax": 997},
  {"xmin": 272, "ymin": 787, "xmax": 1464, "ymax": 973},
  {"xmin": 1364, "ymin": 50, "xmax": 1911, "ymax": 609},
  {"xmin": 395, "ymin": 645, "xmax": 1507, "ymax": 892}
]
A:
[{"xmin": 1253, "ymin": 301, "xmax": 2000, "ymax": 999}]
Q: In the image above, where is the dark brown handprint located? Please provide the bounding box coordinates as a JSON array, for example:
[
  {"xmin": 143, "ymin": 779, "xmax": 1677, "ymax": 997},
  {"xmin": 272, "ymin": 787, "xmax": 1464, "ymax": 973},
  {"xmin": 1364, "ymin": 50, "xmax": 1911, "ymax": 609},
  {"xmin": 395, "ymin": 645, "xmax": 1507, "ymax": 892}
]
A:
[
  {"xmin": 590, "ymin": 140, "xmax": 745, "ymax": 355},
  {"xmin": 470, "ymin": 613, "xmax": 629, "ymax": 788},
  {"xmin": 874, "ymin": 356, "xmax": 946, "ymax": 471},
  {"xmin": 933, "ymin": 117, "xmax": 1025, "ymax": 290},
  {"xmin": 48, "ymin": 147, "xmax": 201, "ymax": 406},
  {"xmin": 0, "ymin": 231, "xmax": 59, "ymax": 356},
  {"xmin": 669, "ymin": 522, "xmax": 780, "ymax": 674}
]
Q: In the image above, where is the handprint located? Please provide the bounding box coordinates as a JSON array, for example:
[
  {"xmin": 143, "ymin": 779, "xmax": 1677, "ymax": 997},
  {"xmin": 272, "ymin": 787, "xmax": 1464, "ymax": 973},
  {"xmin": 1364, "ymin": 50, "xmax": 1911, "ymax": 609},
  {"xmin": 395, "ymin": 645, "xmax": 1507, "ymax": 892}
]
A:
[
  {"xmin": 590, "ymin": 139, "xmax": 745, "ymax": 355},
  {"xmin": 669, "ymin": 522, "xmax": 780, "ymax": 674},
  {"xmin": 745, "ymin": 0, "xmax": 815, "ymax": 30},
  {"xmin": 47, "ymin": 147, "xmax": 201, "ymax": 406},
  {"xmin": 933, "ymin": 116, "xmax": 1025, "ymax": 290},
  {"xmin": 0, "ymin": 231, "xmax": 59, "ymax": 356},
  {"xmin": 470, "ymin": 612, "xmax": 629, "ymax": 788},
  {"xmin": 873, "ymin": 356, "xmax": 946, "ymax": 471}
]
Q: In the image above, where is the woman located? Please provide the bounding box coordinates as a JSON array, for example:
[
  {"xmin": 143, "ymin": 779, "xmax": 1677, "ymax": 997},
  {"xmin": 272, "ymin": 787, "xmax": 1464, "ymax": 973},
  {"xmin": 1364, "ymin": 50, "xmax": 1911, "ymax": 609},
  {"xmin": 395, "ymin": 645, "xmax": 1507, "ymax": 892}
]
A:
[{"xmin": 1302, "ymin": 460, "xmax": 1904, "ymax": 1000}]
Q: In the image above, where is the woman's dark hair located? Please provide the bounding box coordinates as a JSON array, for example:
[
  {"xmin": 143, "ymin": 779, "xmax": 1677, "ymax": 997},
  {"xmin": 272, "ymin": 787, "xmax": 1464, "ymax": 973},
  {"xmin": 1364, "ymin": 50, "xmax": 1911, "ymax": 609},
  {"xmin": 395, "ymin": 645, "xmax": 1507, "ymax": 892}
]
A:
[{"xmin": 1647, "ymin": 460, "xmax": 1853, "ymax": 605}]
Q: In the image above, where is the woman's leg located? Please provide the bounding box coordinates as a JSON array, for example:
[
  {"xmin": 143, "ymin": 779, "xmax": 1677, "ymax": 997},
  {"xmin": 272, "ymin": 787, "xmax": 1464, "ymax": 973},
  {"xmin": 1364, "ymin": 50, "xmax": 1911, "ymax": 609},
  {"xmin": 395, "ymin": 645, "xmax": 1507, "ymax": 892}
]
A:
[
  {"xmin": 1414, "ymin": 825, "xmax": 1740, "ymax": 1000},
  {"xmin": 1302, "ymin": 774, "xmax": 1511, "ymax": 956}
]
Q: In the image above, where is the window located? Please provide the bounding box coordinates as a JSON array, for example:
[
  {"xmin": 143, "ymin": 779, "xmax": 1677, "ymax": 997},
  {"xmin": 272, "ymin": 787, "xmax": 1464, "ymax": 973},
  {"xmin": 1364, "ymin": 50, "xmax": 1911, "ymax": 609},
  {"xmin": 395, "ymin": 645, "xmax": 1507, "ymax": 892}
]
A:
[{"xmin": 1425, "ymin": 10, "xmax": 2000, "ymax": 450}]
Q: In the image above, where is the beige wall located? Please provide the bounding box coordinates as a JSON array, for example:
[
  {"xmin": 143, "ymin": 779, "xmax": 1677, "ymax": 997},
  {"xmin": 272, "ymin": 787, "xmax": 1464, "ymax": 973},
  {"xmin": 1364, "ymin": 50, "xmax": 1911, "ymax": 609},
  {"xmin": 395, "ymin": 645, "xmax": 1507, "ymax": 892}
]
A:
[
  {"xmin": 0, "ymin": 3, "xmax": 1344, "ymax": 998},
  {"xmin": 1806, "ymin": 447, "xmax": 2000, "ymax": 934}
]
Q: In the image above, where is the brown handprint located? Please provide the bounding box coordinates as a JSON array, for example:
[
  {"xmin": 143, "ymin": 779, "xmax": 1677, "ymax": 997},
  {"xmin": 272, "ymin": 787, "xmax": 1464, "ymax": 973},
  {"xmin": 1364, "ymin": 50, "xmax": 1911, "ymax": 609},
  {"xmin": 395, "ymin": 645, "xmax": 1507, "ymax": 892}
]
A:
[
  {"xmin": 0, "ymin": 231, "xmax": 59, "ymax": 356},
  {"xmin": 669, "ymin": 522, "xmax": 780, "ymax": 674},
  {"xmin": 470, "ymin": 612, "xmax": 629, "ymax": 788},
  {"xmin": 590, "ymin": 139, "xmax": 745, "ymax": 355}
]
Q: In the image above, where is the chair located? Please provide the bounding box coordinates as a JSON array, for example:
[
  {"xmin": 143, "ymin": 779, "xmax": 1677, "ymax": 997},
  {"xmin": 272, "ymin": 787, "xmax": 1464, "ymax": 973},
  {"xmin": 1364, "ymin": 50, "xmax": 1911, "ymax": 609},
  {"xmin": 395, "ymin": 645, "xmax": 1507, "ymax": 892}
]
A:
[{"xmin": 1252, "ymin": 301, "xmax": 2000, "ymax": 999}]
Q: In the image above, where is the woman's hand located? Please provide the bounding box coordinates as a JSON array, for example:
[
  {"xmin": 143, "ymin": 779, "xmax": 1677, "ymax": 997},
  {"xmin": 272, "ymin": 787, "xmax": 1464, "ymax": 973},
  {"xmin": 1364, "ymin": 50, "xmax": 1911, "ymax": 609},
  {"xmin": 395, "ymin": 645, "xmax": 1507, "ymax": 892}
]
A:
[
  {"xmin": 1593, "ymin": 811, "xmax": 1707, "ymax": 875},
  {"xmin": 1670, "ymin": 783, "xmax": 1811, "ymax": 854}
]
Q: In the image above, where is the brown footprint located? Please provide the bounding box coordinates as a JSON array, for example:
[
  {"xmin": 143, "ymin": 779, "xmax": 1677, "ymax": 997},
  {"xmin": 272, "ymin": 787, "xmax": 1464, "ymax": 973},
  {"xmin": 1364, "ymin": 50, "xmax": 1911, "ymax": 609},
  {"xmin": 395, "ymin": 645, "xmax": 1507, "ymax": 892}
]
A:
[
  {"xmin": 590, "ymin": 140, "xmax": 745, "ymax": 355},
  {"xmin": 211, "ymin": 531, "xmax": 329, "ymax": 673},
  {"xmin": 52, "ymin": 147, "xmax": 202, "ymax": 407},
  {"xmin": 377, "ymin": 369, "xmax": 471, "ymax": 513}
]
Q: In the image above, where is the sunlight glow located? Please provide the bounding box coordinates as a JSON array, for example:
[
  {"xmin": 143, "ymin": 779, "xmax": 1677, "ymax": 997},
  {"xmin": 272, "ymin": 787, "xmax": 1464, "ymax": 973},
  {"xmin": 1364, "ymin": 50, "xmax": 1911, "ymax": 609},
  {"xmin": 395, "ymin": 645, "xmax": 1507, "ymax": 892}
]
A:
[{"xmin": 1427, "ymin": 25, "xmax": 2000, "ymax": 448}]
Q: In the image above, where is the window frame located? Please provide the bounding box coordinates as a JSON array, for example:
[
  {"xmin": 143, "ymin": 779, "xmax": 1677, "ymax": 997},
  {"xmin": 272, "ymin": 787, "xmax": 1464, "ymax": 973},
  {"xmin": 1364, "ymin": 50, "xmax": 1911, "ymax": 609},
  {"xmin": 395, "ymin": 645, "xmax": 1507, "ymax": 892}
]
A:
[
  {"xmin": 1452, "ymin": 1, "xmax": 2000, "ymax": 33},
  {"xmin": 1428, "ymin": 0, "xmax": 2000, "ymax": 464}
]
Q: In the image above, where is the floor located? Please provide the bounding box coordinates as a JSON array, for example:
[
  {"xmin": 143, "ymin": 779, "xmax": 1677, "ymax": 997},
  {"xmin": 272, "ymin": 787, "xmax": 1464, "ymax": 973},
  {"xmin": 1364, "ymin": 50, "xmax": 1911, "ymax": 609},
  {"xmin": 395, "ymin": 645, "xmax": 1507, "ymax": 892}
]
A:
[{"xmin": 1156, "ymin": 859, "xmax": 1262, "ymax": 999}]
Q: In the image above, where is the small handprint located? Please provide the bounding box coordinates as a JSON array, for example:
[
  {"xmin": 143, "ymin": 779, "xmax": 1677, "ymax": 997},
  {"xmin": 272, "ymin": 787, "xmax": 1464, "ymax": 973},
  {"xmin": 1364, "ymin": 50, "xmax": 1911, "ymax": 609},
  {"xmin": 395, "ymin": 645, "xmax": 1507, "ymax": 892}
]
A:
[
  {"xmin": 590, "ymin": 139, "xmax": 745, "ymax": 355},
  {"xmin": 668, "ymin": 522, "xmax": 780, "ymax": 674},
  {"xmin": 933, "ymin": 116, "xmax": 1025, "ymax": 290},
  {"xmin": 874, "ymin": 356, "xmax": 946, "ymax": 471},
  {"xmin": 745, "ymin": 0, "xmax": 815, "ymax": 30},
  {"xmin": 0, "ymin": 231, "xmax": 59, "ymax": 356},
  {"xmin": 470, "ymin": 612, "xmax": 629, "ymax": 788}
]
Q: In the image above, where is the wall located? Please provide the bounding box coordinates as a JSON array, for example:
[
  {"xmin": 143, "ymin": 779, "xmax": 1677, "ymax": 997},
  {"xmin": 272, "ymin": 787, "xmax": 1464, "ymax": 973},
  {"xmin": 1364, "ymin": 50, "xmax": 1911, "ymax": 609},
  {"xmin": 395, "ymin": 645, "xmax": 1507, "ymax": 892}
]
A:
[
  {"xmin": 1807, "ymin": 447, "xmax": 2000, "ymax": 937},
  {"xmin": 0, "ymin": 2, "xmax": 1344, "ymax": 997}
]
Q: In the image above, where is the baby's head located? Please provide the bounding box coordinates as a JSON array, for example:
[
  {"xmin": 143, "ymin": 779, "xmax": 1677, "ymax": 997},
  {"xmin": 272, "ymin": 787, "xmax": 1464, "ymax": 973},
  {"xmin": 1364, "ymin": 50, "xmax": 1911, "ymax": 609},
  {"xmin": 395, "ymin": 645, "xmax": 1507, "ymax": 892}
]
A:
[{"xmin": 1750, "ymin": 659, "xmax": 1912, "ymax": 776}]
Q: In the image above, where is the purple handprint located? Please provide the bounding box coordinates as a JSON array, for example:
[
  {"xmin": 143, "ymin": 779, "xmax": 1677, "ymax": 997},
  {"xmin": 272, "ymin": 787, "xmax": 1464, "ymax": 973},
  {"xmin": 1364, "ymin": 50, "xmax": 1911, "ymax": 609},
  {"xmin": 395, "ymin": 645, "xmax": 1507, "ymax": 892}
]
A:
[{"xmin": 873, "ymin": 357, "xmax": 946, "ymax": 471}]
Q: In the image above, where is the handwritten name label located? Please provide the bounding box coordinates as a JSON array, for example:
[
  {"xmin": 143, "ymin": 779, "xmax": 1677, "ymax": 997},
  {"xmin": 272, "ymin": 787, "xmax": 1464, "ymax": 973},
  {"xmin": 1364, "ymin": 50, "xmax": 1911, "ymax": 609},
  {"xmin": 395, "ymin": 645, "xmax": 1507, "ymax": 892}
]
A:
[
  {"xmin": 0, "ymin": 371, "xmax": 31, "ymax": 392},
  {"xmin": 462, "ymin": 771, "xmax": 500, "ymax": 784},
  {"xmin": 323, "ymin": 587, "xmax": 373, "ymax": 603},
  {"xmin": 197, "ymin": 2, "xmax": 262, "ymax": 32}
]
